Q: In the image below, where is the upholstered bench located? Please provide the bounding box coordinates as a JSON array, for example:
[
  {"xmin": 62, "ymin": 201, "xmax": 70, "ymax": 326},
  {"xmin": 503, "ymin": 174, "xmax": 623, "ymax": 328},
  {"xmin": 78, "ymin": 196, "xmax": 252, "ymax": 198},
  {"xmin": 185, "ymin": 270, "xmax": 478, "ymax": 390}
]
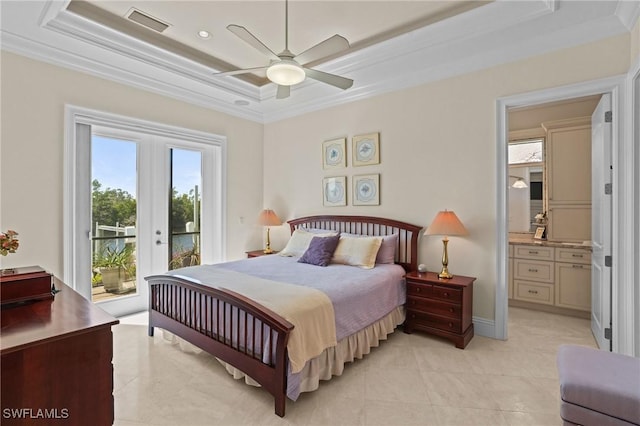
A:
[{"xmin": 557, "ymin": 345, "xmax": 640, "ymax": 426}]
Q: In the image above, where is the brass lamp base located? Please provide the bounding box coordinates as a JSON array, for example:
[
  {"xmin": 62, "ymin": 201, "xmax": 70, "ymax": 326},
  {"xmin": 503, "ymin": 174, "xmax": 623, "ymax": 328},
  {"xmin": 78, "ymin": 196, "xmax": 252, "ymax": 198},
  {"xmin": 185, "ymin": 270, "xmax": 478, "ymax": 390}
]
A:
[
  {"xmin": 438, "ymin": 237, "xmax": 454, "ymax": 279},
  {"xmin": 263, "ymin": 227, "xmax": 273, "ymax": 254}
]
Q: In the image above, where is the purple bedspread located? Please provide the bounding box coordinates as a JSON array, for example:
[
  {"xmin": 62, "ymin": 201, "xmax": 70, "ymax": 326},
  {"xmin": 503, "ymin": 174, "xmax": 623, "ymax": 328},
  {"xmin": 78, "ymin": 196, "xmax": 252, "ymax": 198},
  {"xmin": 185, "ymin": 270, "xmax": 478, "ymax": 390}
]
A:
[{"xmin": 217, "ymin": 255, "xmax": 406, "ymax": 340}]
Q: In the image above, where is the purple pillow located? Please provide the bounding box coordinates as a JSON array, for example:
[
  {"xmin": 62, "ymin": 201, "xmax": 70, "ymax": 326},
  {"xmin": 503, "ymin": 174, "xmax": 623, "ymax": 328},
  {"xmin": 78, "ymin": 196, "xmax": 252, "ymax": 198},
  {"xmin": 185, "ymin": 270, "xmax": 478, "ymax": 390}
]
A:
[{"xmin": 298, "ymin": 235, "xmax": 340, "ymax": 267}]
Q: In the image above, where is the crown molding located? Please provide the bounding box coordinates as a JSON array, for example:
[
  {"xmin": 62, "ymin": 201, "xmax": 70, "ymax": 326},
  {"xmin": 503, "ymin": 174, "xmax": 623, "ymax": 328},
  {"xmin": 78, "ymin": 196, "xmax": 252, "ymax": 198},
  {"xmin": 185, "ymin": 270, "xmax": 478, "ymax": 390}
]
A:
[{"xmin": 0, "ymin": 0, "xmax": 635, "ymax": 124}]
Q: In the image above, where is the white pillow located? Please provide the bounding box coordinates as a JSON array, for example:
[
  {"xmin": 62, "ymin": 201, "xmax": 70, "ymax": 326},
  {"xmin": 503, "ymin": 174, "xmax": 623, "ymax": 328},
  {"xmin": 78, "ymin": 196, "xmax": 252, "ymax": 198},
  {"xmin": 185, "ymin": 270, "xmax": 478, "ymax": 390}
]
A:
[
  {"xmin": 331, "ymin": 235, "xmax": 382, "ymax": 269},
  {"xmin": 340, "ymin": 233, "xmax": 398, "ymax": 264},
  {"xmin": 279, "ymin": 229, "xmax": 338, "ymax": 257}
]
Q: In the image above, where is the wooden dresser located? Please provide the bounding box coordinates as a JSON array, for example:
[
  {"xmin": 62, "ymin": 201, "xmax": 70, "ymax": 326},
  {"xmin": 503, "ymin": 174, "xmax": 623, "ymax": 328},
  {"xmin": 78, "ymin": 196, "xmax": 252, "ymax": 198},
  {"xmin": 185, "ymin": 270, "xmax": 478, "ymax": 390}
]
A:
[
  {"xmin": 404, "ymin": 271, "xmax": 475, "ymax": 349},
  {"xmin": 1, "ymin": 279, "xmax": 119, "ymax": 425}
]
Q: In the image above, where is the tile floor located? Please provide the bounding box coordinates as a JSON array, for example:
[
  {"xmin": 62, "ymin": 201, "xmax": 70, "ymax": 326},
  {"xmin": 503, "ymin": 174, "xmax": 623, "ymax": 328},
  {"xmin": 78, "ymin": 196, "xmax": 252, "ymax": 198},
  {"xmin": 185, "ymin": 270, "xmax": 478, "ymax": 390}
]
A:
[{"xmin": 113, "ymin": 307, "xmax": 597, "ymax": 425}]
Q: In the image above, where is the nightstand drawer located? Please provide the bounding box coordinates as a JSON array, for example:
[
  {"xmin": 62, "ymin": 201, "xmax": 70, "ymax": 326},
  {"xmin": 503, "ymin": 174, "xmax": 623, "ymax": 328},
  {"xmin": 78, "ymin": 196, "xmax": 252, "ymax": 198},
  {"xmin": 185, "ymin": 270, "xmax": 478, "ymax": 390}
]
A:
[
  {"xmin": 406, "ymin": 281, "xmax": 431, "ymax": 297},
  {"xmin": 407, "ymin": 311, "xmax": 462, "ymax": 333},
  {"xmin": 407, "ymin": 297, "xmax": 460, "ymax": 319},
  {"xmin": 431, "ymin": 285, "xmax": 462, "ymax": 303},
  {"xmin": 406, "ymin": 282, "xmax": 462, "ymax": 303}
]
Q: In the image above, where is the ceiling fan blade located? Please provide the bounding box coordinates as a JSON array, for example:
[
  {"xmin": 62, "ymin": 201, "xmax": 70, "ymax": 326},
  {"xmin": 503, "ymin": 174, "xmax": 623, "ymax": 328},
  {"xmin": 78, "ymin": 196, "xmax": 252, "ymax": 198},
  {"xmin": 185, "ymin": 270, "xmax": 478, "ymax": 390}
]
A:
[
  {"xmin": 276, "ymin": 85, "xmax": 290, "ymax": 99},
  {"xmin": 227, "ymin": 24, "xmax": 280, "ymax": 61},
  {"xmin": 303, "ymin": 68, "xmax": 353, "ymax": 90},
  {"xmin": 295, "ymin": 35, "xmax": 350, "ymax": 66},
  {"xmin": 213, "ymin": 66, "xmax": 268, "ymax": 77}
]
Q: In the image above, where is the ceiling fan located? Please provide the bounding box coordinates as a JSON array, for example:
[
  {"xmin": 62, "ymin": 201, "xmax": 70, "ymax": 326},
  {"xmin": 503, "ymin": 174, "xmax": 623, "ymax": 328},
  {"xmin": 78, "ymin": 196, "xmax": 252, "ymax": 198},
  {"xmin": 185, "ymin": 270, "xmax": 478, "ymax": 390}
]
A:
[{"xmin": 214, "ymin": 0, "xmax": 354, "ymax": 99}]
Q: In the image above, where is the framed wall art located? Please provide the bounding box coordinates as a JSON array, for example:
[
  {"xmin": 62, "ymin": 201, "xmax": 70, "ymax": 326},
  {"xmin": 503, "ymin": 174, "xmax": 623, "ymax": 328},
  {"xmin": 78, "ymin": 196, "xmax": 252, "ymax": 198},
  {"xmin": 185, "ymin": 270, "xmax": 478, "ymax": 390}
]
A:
[
  {"xmin": 353, "ymin": 174, "xmax": 380, "ymax": 206},
  {"xmin": 352, "ymin": 133, "xmax": 380, "ymax": 166},
  {"xmin": 323, "ymin": 176, "xmax": 347, "ymax": 207},
  {"xmin": 322, "ymin": 138, "xmax": 346, "ymax": 169}
]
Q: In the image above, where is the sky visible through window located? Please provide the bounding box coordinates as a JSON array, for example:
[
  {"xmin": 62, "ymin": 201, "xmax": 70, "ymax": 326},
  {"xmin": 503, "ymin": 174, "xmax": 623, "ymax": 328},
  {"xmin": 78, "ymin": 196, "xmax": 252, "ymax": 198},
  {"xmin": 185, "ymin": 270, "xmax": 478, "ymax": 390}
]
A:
[{"xmin": 92, "ymin": 136, "xmax": 201, "ymax": 197}]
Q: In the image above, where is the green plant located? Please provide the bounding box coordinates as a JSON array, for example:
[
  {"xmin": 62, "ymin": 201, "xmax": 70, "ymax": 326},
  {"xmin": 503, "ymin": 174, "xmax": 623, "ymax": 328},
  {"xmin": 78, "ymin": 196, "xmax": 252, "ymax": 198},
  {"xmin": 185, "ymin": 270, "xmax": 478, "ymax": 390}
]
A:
[
  {"xmin": 94, "ymin": 244, "xmax": 134, "ymax": 272},
  {"xmin": 169, "ymin": 246, "xmax": 200, "ymax": 270}
]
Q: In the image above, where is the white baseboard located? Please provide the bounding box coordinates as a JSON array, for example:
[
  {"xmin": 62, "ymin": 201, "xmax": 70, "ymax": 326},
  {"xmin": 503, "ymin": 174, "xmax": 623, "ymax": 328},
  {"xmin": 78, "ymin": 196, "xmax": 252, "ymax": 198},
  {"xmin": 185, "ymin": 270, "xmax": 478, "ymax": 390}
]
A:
[{"xmin": 473, "ymin": 316, "xmax": 499, "ymax": 339}]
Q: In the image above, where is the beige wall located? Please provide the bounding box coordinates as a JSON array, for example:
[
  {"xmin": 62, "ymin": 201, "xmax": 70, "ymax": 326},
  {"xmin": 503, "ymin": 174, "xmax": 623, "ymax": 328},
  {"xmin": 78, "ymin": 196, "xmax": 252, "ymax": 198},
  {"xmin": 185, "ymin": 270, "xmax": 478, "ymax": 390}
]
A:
[
  {"xmin": 631, "ymin": 16, "xmax": 640, "ymax": 64},
  {"xmin": 263, "ymin": 34, "xmax": 631, "ymax": 321},
  {"xmin": 0, "ymin": 52, "xmax": 264, "ymax": 277}
]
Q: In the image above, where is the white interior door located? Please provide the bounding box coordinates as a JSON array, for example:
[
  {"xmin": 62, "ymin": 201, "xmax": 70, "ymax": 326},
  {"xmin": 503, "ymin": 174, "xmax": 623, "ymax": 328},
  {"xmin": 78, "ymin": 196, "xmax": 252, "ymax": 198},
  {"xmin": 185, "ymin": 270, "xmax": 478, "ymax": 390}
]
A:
[{"xmin": 591, "ymin": 93, "xmax": 612, "ymax": 350}]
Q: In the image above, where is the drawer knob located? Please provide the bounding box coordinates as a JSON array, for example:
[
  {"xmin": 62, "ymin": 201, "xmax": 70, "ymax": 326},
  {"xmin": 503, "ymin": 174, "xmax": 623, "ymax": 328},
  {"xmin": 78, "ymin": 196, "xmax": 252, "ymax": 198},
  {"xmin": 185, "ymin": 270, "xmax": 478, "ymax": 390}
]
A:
[
  {"xmin": 448, "ymin": 322, "xmax": 454, "ymax": 328},
  {"xmin": 416, "ymin": 288, "xmax": 421, "ymax": 292},
  {"xmin": 528, "ymin": 268, "xmax": 538, "ymax": 273},
  {"xmin": 528, "ymin": 290, "xmax": 539, "ymax": 294},
  {"xmin": 411, "ymin": 300, "xmax": 416, "ymax": 305},
  {"xmin": 449, "ymin": 308, "xmax": 454, "ymax": 313},
  {"xmin": 572, "ymin": 254, "xmax": 583, "ymax": 258},
  {"xmin": 572, "ymin": 265, "xmax": 584, "ymax": 269},
  {"xmin": 443, "ymin": 292, "xmax": 449, "ymax": 297},
  {"xmin": 528, "ymin": 250, "xmax": 538, "ymax": 254}
]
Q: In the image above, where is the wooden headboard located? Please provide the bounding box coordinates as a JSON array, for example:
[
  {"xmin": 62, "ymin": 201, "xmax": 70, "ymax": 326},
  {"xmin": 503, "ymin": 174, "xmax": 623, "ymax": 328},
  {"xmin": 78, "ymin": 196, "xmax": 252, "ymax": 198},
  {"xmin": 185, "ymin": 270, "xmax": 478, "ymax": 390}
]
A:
[{"xmin": 288, "ymin": 215, "xmax": 422, "ymax": 272}]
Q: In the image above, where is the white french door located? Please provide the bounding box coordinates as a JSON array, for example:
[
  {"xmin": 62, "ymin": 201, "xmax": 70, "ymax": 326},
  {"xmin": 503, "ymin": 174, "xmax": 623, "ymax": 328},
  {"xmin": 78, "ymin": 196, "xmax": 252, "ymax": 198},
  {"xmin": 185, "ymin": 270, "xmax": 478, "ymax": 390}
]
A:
[{"xmin": 64, "ymin": 107, "xmax": 225, "ymax": 317}]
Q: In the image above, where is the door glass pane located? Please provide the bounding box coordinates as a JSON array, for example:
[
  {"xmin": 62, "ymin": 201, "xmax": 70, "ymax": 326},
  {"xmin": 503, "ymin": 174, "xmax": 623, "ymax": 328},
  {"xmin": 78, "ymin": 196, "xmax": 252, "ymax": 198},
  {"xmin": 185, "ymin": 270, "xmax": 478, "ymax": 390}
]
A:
[
  {"xmin": 169, "ymin": 148, "xmax": 202, "ymax": 270},
  {"xmin": 91, "ymin": 136, "xmax": 138, "ymax": 302}
]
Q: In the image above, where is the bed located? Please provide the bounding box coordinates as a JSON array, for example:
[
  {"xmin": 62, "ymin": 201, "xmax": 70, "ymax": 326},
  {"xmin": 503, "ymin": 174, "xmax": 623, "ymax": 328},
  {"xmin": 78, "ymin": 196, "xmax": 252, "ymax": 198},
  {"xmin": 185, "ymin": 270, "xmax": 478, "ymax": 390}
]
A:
[{"xmin": 145, "ymin": 215, "xmax": 421, "ymax": 417}]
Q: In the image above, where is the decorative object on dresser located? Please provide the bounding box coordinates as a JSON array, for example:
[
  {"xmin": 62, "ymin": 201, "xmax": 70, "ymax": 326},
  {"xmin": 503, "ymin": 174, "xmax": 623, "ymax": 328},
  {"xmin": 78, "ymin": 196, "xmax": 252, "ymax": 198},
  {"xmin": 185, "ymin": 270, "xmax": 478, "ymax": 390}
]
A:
[
  {"xmin": 424, "ymin": 210, "xmax": 468, "ymax": 279},
  {"xmin": 1, "ymin": 279, "xmax": 119, "ymax": 426},
  {"xmin": 0, "ymin": 265, "xmax": 54, "ymax": 306},
  {"xmin": 404, "ymin": 271, "xmax": 475, "ymax": 349},
  {"xmin": 258, "ymin": 209, "xmax": 282, "ymax": 254}
]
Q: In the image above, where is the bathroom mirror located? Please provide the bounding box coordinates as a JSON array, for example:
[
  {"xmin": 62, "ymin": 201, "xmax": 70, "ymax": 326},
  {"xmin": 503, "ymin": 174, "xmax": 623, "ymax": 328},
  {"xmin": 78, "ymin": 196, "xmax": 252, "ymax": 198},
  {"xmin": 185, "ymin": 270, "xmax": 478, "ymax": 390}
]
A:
[{"xmin": 508, "ymin": 139, "xmax": 544, "ymax": 233}]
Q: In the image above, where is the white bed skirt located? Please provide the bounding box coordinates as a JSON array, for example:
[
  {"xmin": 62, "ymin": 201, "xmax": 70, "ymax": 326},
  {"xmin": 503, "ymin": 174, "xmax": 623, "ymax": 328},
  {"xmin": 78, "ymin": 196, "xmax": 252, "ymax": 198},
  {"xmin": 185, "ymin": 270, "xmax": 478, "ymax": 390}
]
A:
[{"xmin": 161, "ymin": 305, "xmax": 405, "ymax": 397}]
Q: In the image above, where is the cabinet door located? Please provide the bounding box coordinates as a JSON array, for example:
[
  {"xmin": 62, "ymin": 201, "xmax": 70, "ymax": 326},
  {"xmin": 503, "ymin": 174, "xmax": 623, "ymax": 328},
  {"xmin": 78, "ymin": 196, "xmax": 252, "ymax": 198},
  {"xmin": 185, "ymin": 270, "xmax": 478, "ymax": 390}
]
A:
[
  {"xmin": 547, "ymin": 205, "xmax": 591, "ymax": 242},
  {"xmin": 547, "ymin": 125, "xmax": 591, "ymax": 203},
  {"xmin": 555, "ymin": 263, "xmax": 591, "ymax": 311}
]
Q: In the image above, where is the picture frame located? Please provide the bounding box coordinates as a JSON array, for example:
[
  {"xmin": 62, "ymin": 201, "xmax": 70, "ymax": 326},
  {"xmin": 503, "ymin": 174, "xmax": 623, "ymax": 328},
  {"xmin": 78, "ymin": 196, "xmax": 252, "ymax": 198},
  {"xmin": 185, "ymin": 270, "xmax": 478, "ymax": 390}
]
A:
[
  {"xmin": 353, "ymin": 174, "xmax": 380, "ymax": 206},
  {"xmin": 534, "ymin": 226, "xmax": 546, "ymax": 240},
  {"xmin": 322, "ymin": 138, "xmax": 346, "ymax": 169},
  {"xmin": 352, "ymin": 133, "xmax": 380, "ymax": 166},
  {"xmin": 323, "ymin": 176, "xmax": 347, "ymax": 207}
]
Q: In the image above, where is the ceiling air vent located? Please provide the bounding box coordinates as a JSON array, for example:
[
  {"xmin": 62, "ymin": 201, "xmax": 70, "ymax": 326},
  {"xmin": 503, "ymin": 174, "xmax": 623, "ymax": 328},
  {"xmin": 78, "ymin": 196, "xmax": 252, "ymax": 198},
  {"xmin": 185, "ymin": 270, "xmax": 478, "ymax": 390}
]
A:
[{"xmin": 126, "ymin": 8, "xmax": 170, "ymax": 33}]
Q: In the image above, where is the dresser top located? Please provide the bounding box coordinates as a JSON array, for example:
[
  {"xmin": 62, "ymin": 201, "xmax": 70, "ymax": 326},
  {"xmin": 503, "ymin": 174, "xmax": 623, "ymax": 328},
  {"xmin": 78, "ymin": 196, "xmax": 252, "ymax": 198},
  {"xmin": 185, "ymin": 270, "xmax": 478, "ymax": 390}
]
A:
[{"xmin": 1, "ymin": 280, "xmax": 119, "ymax": 354}]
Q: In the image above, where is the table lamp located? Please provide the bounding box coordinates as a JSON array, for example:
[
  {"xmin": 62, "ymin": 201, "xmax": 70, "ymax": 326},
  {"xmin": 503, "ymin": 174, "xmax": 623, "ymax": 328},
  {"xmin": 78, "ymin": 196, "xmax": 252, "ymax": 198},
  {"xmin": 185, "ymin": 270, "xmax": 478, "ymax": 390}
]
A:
[
  {"xmin": 258, "ymin": 209, "xmax": 281, "ymax": 254},
  {"xmin": 425, "ymin": 210, "xmax": 468, "ymax": 279}
]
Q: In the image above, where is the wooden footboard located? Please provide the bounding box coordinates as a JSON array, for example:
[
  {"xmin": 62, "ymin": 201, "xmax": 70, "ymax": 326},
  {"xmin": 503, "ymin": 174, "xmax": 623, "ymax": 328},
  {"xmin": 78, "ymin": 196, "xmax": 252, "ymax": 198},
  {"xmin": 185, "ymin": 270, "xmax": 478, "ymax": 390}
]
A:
[{"xmin": 146, "ymin": 275, "xmax": 294, "ymax": 417}]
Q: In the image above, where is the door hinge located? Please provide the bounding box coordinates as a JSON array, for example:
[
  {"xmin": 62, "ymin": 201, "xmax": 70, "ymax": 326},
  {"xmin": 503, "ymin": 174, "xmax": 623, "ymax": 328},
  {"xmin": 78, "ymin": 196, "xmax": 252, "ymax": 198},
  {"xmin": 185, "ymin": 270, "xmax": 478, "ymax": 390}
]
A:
[
  {"xmin": 604, "ymin": 183, "xmax": 612, "ymax": 195},
  {"xmin": 605, "ymin": 255, "xmax": 612, "ymax": 267},
  {"xmin": 604, "ymin": 327, "xmax": 612, "ymax": 340},
  {"xmin": 604, "ymin": 111, "xmax": 612, "ymax": 123}
]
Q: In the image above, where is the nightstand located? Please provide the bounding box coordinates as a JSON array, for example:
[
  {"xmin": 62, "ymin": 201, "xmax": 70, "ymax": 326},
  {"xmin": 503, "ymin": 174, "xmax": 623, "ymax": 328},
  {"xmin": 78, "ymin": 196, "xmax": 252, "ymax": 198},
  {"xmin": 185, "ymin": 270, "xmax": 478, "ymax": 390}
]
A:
[
  {"xmin": 246, "ymin": 250, "xmax": 279, "ymax": 258},
  {"xmin": 404, "ymin": 271, "xmax": 475, "ymax": 349}
]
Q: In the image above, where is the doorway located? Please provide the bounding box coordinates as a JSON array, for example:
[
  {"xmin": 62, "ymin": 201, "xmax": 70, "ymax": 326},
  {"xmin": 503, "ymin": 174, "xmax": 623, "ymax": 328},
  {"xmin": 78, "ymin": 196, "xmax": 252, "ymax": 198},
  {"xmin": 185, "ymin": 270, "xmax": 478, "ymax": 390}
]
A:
[
  {"xmin": 64, "ymin": 106, "xmax": 226, "ymax": 317},
  {"xmin": 495, "ymin": 76, "xmax": 627, "ymax": 349},
  {"xmin": 505, "ymin": 95, "xmax": 605, "ymax": 346}
]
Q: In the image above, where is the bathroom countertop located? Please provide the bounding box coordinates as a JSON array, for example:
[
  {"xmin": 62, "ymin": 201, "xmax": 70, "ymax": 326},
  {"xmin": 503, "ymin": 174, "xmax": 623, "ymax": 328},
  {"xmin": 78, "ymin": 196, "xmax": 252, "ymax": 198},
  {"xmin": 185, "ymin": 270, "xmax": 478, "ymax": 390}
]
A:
[{"xmin": 509, "ymin": 235, "xmax": 592, "ymax": 251}]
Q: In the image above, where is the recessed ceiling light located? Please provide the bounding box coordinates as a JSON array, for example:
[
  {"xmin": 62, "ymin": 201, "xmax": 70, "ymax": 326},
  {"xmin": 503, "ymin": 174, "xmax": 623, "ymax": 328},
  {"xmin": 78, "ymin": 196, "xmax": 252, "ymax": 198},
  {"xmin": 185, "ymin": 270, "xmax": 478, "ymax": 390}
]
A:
[
  {"xmin": 197, "ymin": 30, "xmax": 211, "ymax": 39},
  {"xmin": 234, "ymin": 100, "xmax": 250, "ymax": 106}
]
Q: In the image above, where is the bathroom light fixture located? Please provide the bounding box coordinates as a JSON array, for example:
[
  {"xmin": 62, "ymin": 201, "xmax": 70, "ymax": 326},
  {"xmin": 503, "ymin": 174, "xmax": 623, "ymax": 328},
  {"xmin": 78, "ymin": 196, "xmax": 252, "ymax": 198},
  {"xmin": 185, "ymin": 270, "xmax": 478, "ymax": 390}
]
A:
[{"xmin": 509, "ymin": 175, "xmax": 528, "ymax": 189}]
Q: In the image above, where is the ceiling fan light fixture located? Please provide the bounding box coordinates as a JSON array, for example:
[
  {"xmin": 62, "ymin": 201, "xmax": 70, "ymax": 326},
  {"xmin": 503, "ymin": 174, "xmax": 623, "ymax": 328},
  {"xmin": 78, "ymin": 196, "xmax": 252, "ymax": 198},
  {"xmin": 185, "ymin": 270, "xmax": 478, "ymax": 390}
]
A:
[{"xmin": 266, "ymin": 61, "xmax": 305, "ymax": 86}]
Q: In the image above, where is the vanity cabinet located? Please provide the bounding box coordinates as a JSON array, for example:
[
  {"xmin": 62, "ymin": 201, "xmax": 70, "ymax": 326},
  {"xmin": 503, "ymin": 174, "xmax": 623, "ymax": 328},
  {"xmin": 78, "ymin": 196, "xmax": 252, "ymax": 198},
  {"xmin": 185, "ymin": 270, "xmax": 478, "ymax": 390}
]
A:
[
  {"xmin": 555, "ymin": 247, "xmax": 591, "ymax": 312},
  {"xmin": 509, "ymin": 243, "xmax": 591, "ymax": 316},
  {"xmin": 544, "ymin": 118, "xmax": 592, "ymax": 242}
]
